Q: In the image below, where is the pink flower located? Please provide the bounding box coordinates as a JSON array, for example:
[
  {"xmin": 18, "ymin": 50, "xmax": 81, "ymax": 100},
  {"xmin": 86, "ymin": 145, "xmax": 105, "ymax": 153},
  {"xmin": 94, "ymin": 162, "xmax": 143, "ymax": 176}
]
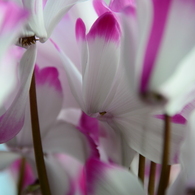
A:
[
  {"xmin": 0, "ymin": 66, "xmax": 89, "ymax": 195},
  {"xmin": 123, "ymin": 0, "xmax": 195, "ymax": 115},
  {"xmin": 54, "ymin": 12, "xmax": 185, "ymax": 164}
]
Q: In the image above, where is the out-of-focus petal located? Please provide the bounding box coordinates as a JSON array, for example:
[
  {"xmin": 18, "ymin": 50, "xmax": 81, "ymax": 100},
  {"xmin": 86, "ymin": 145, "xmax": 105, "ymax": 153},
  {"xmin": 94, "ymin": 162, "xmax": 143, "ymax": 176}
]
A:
[
  {"xmin": 167, "ymin": 110, "xmax": 195, "ymax": 195},
  {"xmin": 150, "ymin": 0, "xmax": 195, "ymax": 91},
  {"xmin": 114, "ymin": 111, "xmax": 185, "ymax": 164},
  {"xmin": 51, "ymin": 39, "xmax": 85, "ymax": 110},
  {"xmin": 0, "ymin": 0, "xmax": 28, "ymax": 58},
  {"xmin": 93, "ymin": 0, "xmax": 111, "ymax": 16},
  {"xmin": 44, "ymin": 154, "xmax": 72, "ymax": 195},
  {"xmin": 9, "ymin": 65, "xmax": 63, "ymax": 147},
  {"xmin": 0, "ymin": 45, "xmax": 36, "ymax": 143},
  {"xmin": 85, "ymin": 158, "xmax": 145, "ymax": 195},
  {"xmin": 83, "ymin": 12, "xmax": 121, "ymax": 114},
  {"xmin": 42, "ymin": 121, "xmax": 90, "ymax": 163},
  {"xmin": 43, "ymin": 0, "xmax": 84, "ymax": 41},
  {"xmin": 36, "ymin": 40, "xmax": 80, "ymax": 109},
  {"xmin": 0, "ymin": 151, "xmax": 20, "ymax": 170},
  {"xmin": 35, "ymin": 66, "xmax": 63, "ymax": 132}
]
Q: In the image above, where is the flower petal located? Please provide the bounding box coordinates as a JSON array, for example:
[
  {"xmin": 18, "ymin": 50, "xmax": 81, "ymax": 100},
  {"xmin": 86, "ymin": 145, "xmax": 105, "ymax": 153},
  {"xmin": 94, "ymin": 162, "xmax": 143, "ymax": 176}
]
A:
[
  {"xmin": 150, "ymin": 0, "xmax": 195, "ymax": 92},
  {"xmin": 42, "ymin": 121, "xmax": 89, "ymax": 163},
  {"xmin": 22, "ymin": 0, "xmax": 47, "ymax": 39},
  {"xmin": 0, "ymin": 0, "xmax": 28, "ymax": 58},
  {"xmin": 83, "ymin": 12, "xmax": 121, "ymax": 114},
  {"xmin": 44, "ymin": 154, "xmax": 71, "ymax": 195},
  {"xmin": 43, "ymin": 0, "xmax": 84, "ymax": 41},
  {"xmin": 85, "ymin": 158, "xmax": 145, "ymax": 195},
  {"xmin": 9, "ymin": 65, "xmax": 63, "ymax": 147},
  {"xmin": 167, "ymin": 111, "xmax": 195, "ymax": 195},
  {"xmin": 51, "ymin": 40, "xmax": 85, "ymax": 110},
  {"xmin": 114, "ymin": 110, "xmax": 185, "ymax": 164},
  {"xmin": 0, "ymin": 45, "xmax": 36, "ymax": 143}
]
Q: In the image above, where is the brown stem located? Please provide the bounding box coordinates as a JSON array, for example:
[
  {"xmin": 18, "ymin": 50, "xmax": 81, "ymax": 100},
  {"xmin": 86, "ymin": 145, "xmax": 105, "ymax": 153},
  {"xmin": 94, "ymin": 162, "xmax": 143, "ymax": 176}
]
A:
[
  {"xmin": 138, "ymin": 154, "xmax": 145, "ymax": 184},
  {"xmin": 17, "ymin": 157, "xmax": 26, "ymax": 195},
  {"xmin": 157, "ymin": 114, "xmax": 171, "ymax": 195},
  {"xmin": 148, "ymin": 161, "xmax": 156, "ymax": 195},
  {"xmin": 29, "ymin": 71, "xmax": 51, "ymax": 195}
]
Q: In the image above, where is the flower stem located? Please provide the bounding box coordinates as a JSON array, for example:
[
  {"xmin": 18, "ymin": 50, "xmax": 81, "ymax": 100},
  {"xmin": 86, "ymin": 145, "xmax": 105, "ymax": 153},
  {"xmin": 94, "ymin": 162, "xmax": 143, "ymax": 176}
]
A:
[
  {"xmin": 138, "ymin": 154, "xmax": 145, "ymax": 184},
  {"xmin": 157, "ymin": 114, "xmax": 171, "ymax": 195},
  {"xmin": 148, "ymin": 161, "xmax": 156, "ymax": 195},
  {"xmin": 17, "ymin": 157, "xmax": 26, "ymax": 195},
  {"xmin": 29, "ymin": 71, "xmax": 51, "ymax": 195}
]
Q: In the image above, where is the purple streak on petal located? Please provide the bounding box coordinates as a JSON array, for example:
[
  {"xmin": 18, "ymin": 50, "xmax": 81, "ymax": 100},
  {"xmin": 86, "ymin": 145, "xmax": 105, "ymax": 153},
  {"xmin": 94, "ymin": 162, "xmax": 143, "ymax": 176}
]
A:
[
  {"xmin": 75, "ymin": 19, "xmax": 86, "ymax": 41},
  {"xmin": 66, "ymin": 179, "xmax": 76, "ymax": 195},
  {"xmin": 49, "ymin": 38, "xmax": 61, "ymax": 52},
  {"xmin": 109, "ymin": 0, "xmax": 135, "ymax": 12},
  {"xmin": 85, "ymin": 158, "xmax": 109, "ymax": 195},
  {"xmin": 78, "ymin": 112, "xmax": 100, "ymax": 159},
  {"xmin": 0, "ymin": 1, "xmax": 29, "ymax": 35},
  {"xmin": 35, "ymin": 65, "xmax": 62, "ymax": 93},
  {"xmin": 154, "ymin": 114, "xmax": 187, "ymax": 124},
  {"xmin": 0, "ymin": 116, "xmax": 24, "ymax": 143},
  {"xmin": 78, "ymin": 168, "xmax": 87, "ymax": 195},
  {"xmin": 122, "ymin": 5, "xmax": 136, "ymax": 16},
  {"xmin": 79, "ymin": 112, "xmax": 99, "ymax": 144},
  {"xmin": 93, "ymin": 0, "xmax": 110, "ymax": 16},
  {"xmin": 140, "ymin": 0, "xmax": 172, "ymax": 93},
  {"xmin": 87, "ymin": 12, "xmax": 121, "ymax": 43},
  {"xmin": 11, "ymin": 159, "xmax": 35, "ymax": 188}
]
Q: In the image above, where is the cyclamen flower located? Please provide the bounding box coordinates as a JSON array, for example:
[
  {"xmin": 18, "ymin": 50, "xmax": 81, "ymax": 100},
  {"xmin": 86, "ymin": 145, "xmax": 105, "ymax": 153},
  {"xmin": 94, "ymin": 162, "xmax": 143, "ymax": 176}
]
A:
[
  {"xmin": 0, "ymin": 0, "xmax": 29, "ymax": 143},
  {"xmin": 0, "ymin": 66, "xmax": 89, "ymax": 195},
  {"xmin": 54, "ymin": 12, "xmax": 185, "ymax": 164},
  {"xmin": 123, "ymin": 0, "xmax": 195, "ymax": 115},
  {"xmin": 0, "ymin": 0, "xmax": 85, "ymax": 143}
]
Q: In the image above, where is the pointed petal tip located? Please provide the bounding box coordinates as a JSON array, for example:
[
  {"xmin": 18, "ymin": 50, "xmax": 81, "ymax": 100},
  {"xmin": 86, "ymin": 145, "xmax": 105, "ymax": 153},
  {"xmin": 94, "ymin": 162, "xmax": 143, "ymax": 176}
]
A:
[
  {"xmin": 76, "ymin": 18, "xmax": 86, "ymax": 41},
  {"xmin": 87, "ymin": 12, "xmax": 121, "ymax": 43}
]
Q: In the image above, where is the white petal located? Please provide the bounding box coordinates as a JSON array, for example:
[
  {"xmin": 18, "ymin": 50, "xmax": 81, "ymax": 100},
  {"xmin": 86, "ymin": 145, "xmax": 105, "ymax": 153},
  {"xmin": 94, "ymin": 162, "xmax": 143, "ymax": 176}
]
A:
[
  {"xmin": 52, "ymin": 41, "xmax": 85, "ymax": 110},
  {"xmin": 44, "ymin": 155, "xmax": 71, "ymax": 195},
  {"xmin": 36, "ymin": 40, "xmax": 80, "ymax": 109},
  {"xmin": 167, "ymin": 111, "xmax": 195, "ymax": 195},
  {"xmin": 83, "ymin": 13, "xmax": 121, "ymax": 114},
  {"xmin": 85, "ymin": 158, "xmax": 145, "ymax": 195},
  {"xmin": 43, "ymin": 0, "xmax": 83, "ymax": 41},
  {"xmin": 99, "ymin": 121, "xmax": 136, "ymax": 167},
  {"xmin": 0, "ymin": 1, "xmax": 28, "ymax": 58},
  {"xmin": 158, "ymin": 47, "xmax": 195, "ymax": 115},
  {"xmin": 150, "ymin": 0, "xmax": 195, "ymax": 90},
  {"xmin": 0, "ymin": 46, "xmax": 36, "ymax": 143},
  {"xmin": 114, "ymin": 110, "xmax": 185, "ymax": 164},
  {"xmin": 42, "ymin": 121, "xmax": 89, "ymax": 163},
  {"xmin": 22, "ymin": 0, "xmax": 47, "ymax": 38},
  {"xmin": 0, "ymin": 151, "xmax": 20, "ymax": 170}
]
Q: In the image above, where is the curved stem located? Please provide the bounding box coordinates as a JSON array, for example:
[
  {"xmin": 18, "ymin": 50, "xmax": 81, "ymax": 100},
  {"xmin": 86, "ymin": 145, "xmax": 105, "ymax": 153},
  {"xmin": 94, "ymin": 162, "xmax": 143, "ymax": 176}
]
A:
[{"xmin": 29, "ymin": 71, "xmax": 51, "ymax": 195}]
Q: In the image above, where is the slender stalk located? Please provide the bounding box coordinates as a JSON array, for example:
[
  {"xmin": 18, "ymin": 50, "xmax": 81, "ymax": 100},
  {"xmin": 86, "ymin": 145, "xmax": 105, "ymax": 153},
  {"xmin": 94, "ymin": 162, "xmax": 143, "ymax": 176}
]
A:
[
  {"xmin": 157, "ymin": 114, "xmax": 171, "ymax": 195},
  {"xmin": 148, "ymin": 161, "xmax": 156, "ymax": 195},
  {"xmin": 138, "ymin": 154, "xmax": 145, "ymax": 184},
  {"xmin": 17, "ymin": 157, "xmax": 26, "ymax": 195},
  {"xmin": 29, "ymin": 71, "xmax": 51, "ymax": 195}
]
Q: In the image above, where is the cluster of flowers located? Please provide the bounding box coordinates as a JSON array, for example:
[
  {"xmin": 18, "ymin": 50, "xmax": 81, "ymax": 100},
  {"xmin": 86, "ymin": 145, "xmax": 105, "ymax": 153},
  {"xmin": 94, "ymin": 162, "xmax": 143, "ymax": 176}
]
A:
[{"xmin": 0, "ymin": 0, "xmax": 195, "ymax": 194}]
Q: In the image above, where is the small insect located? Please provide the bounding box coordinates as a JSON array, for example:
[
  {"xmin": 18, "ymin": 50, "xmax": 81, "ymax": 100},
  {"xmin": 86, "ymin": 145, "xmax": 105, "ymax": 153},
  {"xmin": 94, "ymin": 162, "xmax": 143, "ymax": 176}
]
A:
[{"xmin": 18, "ymin": 36, "xmax": 39, "ymax": 47}]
